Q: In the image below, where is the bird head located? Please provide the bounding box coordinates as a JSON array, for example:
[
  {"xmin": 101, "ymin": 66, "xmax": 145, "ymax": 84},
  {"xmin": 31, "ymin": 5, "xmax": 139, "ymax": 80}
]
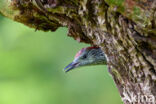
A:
[{"xmin": 64, "ymin": 46, "xmax": 106, "ymax": 72}]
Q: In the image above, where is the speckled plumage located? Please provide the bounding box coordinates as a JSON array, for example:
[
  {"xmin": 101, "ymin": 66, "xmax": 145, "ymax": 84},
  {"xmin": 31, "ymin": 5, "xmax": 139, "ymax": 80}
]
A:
[{"xmin": 64, "ymin": 47, "xmax": 107, "ymax": 72}]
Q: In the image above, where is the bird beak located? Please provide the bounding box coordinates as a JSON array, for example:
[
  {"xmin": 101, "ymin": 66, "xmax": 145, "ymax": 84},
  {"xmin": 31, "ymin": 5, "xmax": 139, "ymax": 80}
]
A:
[{"xmin": 64, "ymin": 62, "xmax": 78, "ymax": 72}]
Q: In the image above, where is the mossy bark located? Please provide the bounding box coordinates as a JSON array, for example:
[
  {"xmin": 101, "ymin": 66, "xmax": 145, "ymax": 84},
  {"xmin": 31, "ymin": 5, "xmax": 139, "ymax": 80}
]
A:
[{"xmin": 0, "ymin": 0, "xmax": 156, "ymax": 103}]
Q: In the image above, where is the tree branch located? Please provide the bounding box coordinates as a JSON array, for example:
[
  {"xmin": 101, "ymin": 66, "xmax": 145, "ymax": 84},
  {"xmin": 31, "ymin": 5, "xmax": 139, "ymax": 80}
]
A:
[{"xmin": 0, "ymin": 0, "xmax": 156, "ymax": 103}]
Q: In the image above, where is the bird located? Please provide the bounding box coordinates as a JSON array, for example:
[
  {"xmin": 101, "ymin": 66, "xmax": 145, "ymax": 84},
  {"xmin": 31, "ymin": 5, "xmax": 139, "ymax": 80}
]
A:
[{"xmin": 64, "ymin": 46, "xmax": 107, "ymax": 72}]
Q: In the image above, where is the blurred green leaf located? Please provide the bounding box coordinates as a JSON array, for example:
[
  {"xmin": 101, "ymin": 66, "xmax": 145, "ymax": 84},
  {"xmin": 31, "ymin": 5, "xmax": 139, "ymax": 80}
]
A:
[{"xmin": 0, "ymin": 17, "xmax": 122, "ymax": 104}]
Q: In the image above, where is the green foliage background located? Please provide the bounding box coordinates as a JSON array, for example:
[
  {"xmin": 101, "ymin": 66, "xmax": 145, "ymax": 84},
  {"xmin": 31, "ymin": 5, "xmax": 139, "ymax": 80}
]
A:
[{"xmin": 0, "ymin": 15, "xmax": 122, "ymax": 104}]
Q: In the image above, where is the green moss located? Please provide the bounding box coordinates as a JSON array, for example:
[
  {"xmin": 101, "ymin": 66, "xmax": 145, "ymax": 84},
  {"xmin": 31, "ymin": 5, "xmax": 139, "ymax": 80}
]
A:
[
  {"xmin": 48, "ymin": 7, "xmax": 65, "ymax": 14},
  {"xmin": 133, "ymin": 7, "xmax": 141, "ymax": 16},
  {"xmin": 111, "ymin": 68, "xmax": 123, "ymax": 82},
  {"xmin": 0, "ymin": 0, "xmax": 19, "ymax": 19},
  {"xmin": 106, "ymin": 0, "xmax": 124, "ymax": 6},
  {"xmin": 105, "ymin": 0, "xmax": 125, "ymax": 13}
]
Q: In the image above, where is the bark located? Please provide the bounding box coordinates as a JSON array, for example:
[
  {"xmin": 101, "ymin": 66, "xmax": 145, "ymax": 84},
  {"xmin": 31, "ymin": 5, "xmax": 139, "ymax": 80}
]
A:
[{"xmin": 0, "ymin": 0, "xmax": 156, "ymax": 103}]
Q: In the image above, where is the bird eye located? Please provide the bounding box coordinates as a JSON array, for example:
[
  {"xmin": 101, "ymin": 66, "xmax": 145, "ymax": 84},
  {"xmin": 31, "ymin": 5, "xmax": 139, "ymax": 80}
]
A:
[{"xmin": 82, "ymin": 55, "xmax": 87, "ymax": 59}]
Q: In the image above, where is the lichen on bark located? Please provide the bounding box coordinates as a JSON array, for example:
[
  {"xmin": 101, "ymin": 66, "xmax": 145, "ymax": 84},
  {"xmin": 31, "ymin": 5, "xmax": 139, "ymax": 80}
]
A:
[{"xmin": 0, "ymin": 0, "xmax": 156, "ymax": 103}]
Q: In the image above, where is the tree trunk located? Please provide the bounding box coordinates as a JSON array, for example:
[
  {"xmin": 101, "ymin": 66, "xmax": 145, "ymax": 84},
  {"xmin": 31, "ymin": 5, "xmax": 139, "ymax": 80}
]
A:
[{"xmin": 0, "ymin": 0, "xmax": 156, "ymax": 103}]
